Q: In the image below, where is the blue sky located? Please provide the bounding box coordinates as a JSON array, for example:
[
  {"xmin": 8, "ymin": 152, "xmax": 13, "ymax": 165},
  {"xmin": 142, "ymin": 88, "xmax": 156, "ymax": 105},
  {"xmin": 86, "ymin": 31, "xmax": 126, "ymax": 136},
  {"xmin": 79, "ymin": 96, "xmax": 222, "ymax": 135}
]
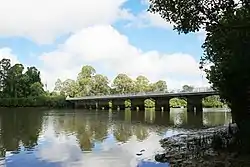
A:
[{"xmin": 0, "ymin": 0, "xmax": 208, "ymax": 90}]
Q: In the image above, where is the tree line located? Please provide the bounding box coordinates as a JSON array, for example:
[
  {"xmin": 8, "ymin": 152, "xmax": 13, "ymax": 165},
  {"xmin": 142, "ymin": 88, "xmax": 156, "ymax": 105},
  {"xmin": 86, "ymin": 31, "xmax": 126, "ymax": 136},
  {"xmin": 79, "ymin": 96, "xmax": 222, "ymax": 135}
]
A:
[
  {"xmin": 0, "ymin": 58, "xmax": 224, "ymax": 108},
  {"xmin": 0, "ymin": 58, "xmax": 66, "ymax": 107},
  {"xmin": 53, "ymin": 65, "xmax": 224, "ymax": 108}
]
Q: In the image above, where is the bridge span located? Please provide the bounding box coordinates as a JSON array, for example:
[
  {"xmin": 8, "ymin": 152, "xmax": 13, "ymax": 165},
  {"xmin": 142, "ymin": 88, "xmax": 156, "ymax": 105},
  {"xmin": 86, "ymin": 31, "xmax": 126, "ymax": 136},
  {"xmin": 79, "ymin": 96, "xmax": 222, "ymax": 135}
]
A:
[{"xmin": 66, "ymin": 87, "xmax": 219, "ymax": 113}]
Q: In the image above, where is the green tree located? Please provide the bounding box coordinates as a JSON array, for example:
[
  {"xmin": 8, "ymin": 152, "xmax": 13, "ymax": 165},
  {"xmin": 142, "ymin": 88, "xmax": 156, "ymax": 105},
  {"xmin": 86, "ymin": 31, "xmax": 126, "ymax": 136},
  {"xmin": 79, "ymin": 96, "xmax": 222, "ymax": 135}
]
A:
[
  {"xmin": 61, "ymin": 79, "xmax": 77, "ymax": 97},
  {"xmin": 77, "ymin": 65, "xmax": 96, "ymax": 96},
  {"xmin": 0, "ymin": 58, "xmax": 11, "ymax": 95},
  {"xmin": 54, "ymin": 79, "xmax": 63, "ymax": 93},
  {"xmin": 29, "ymin": 82, "xmax": 45, "ymax": 97},
  {"xmin": 112, "ymin": 74, "xmax": 135, "ymax": 94},
  {"xmin": 170, "ymin": 98, "xmax": 187, "ymax": 108},
  {"xmin": 134, "ymin": 75, "xmax": 150, "ymax": 93},
  {"xmin": 148, "ymin": 0, "xmax": 250, "ymax": 148},
  {"xmin": 151, "ymin": 80, "xmax": 167, "ymax": 92},
  {"xmin": 92, "ymin": 74, "xmax": 110, "ymax": 95},
  {"xmin": 5, "ymin": 64, "xmax": 24, "ymax": 98}
]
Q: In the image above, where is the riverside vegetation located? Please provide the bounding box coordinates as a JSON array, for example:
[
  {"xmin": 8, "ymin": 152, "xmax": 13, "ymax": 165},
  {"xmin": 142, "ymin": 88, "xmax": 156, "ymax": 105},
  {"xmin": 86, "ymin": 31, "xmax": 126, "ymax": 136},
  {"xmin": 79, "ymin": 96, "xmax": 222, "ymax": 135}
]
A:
[
  {"xmin": 147, "ymin": 0, "xmax": 250, "ymax": 165},
  {"xmin": 0, "ymin": 58, "xmax": 224, "ymax": 108}
]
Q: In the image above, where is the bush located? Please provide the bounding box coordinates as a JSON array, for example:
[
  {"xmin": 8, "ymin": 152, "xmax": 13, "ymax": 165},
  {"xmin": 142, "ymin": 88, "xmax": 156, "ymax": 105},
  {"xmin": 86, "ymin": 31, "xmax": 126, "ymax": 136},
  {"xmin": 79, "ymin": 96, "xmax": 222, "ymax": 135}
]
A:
[{"xmin": 0, "ymin": 95, "xmax": 69, "ymax": 108}]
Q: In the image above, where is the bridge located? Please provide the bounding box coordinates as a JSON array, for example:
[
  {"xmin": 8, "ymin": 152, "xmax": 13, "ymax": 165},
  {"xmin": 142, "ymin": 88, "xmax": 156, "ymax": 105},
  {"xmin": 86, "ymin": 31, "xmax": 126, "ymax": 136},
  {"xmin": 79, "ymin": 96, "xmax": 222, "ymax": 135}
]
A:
[{"xmin": 66, "ymin": 87, "xmax": 219, "ymax": 113}]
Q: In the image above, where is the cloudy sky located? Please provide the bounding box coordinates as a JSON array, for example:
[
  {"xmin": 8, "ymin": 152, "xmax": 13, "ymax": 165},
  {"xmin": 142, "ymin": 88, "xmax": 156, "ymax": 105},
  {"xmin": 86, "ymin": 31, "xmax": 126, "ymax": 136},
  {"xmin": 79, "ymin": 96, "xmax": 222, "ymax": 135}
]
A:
[{"xmin": 0, "ymin": 0, "xmax": 209, "ymax": 90}]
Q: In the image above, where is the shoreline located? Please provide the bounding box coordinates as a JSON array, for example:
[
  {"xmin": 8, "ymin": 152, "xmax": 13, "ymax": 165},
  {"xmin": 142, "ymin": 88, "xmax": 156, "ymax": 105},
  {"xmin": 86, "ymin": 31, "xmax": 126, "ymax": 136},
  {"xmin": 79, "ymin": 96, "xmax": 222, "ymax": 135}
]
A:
[{"xmin": 154, "ymin": 124, "xmax": 250, "ymax": 167}]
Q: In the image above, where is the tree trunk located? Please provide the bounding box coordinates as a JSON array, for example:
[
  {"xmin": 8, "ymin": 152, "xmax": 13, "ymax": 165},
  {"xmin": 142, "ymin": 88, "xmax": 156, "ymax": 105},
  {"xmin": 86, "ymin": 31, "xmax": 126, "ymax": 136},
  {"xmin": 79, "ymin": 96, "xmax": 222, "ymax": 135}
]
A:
[{"xmin": 232, "ymin": 86, "xmax": 250, "ymax": 153}]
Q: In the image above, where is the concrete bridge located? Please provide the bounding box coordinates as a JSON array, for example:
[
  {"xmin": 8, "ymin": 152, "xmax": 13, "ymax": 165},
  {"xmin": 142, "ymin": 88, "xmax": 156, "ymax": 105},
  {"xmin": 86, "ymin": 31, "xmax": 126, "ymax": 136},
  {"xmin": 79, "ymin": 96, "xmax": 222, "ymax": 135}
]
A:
[{"xmin": 66, "ymin": 87, "xmax": 219, "ymax": 113}]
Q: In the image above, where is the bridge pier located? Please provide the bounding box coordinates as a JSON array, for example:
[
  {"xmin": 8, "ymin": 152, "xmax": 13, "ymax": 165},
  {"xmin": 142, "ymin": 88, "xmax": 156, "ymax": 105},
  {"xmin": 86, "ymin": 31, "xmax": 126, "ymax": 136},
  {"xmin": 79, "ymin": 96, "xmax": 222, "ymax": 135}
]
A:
[
  {"xmin": 73, "ymin": 100, "xmax": 88, "ymax": 109},
  {"xmin": 187, "ymin": 97, "xmax": 203, "ymax": 113},
  {"xmin": 98, "ymin": 100, "xmax": 110, "ymax": 110},
  {"xmin": 155, "ymin": 98, "xmax": 170, "ymax": 112},
  {"xmin": 89, "ymin": 101, "xmax": 98, "ymax": 110},
  {"xmin": 112, "ymin": 99, "xmax": 125, "ymax": 110},
  {"xmin": 131, "ymin": 98, "xmax": 145, "ymax": 111}
]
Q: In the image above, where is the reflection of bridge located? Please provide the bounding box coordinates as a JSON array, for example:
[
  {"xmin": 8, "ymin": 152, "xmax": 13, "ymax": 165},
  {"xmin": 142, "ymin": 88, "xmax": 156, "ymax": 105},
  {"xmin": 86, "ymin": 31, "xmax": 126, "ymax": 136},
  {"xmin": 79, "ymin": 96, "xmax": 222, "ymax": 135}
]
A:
[{"xmin": 67, "ymin": 87, "xmax": 219, "ymax": 113}]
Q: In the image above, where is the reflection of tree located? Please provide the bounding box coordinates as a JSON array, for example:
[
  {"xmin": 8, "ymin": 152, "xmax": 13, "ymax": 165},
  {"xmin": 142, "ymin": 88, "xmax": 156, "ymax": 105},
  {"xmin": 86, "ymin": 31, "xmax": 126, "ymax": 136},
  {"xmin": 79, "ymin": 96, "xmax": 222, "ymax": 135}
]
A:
[
  {"xmin": 170, "ymin": 109, "xmax": 186, "ymax": 126},
  {"xmin": 53, "ymin": 111, "xmax": 109, "ymax": 151},
  {"xmin": 133, "ymin": 125, "xmax": 149, "ymax": 141},
  {"xmin": 90, "ymin": 121, "xmax": 108, "ymax": 142},
  {"xmin": 0, "ymin": 110, "xmax": 43, "ymax": 151},
  {"xmin": 203, "ymin": 112, "xmax": 231, "ymax": 126},
  {"xmin": 113, "ymin": 124, "xmax": 132, "ymax": 142}
]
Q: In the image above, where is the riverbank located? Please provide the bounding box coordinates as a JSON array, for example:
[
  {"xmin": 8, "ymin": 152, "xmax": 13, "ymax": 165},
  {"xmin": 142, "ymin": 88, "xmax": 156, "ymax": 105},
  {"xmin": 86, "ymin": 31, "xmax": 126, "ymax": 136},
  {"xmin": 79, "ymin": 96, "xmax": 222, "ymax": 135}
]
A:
[
  {"xmin": 155, "ymin": 124, "xmax": 250, "ymax": 167},
  {"xmin": 0, "ymin": 96, "xmax": 71, "ymax": 108}
]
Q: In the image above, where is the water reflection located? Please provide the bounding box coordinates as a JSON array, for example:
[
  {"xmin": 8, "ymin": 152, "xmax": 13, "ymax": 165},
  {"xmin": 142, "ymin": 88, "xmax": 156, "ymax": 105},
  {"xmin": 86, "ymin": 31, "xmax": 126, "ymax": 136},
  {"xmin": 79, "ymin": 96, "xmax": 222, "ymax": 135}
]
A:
[{"xmin": 0, "ymin": 108, "xmax": 231, "ymax": 167}]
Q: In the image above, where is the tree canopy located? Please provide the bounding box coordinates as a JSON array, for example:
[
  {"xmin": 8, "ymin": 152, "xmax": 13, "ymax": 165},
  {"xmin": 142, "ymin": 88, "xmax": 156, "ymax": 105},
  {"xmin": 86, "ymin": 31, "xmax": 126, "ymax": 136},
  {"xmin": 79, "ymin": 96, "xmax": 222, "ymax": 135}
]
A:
[
  {"xmin": 148, "ymin": 0, "xmax": 250, "ymax": 148},
  {"xmin": 0, "ymin": 58, "xmax": 44, "ymax": 98}
]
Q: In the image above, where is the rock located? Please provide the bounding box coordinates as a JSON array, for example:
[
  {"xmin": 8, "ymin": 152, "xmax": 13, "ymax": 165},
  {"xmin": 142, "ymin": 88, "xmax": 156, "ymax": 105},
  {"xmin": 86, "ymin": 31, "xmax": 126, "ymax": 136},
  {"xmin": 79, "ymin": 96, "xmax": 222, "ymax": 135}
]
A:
[{"xmin": 155, "ymin": 153, "xmax": 166, "ymax": 162}]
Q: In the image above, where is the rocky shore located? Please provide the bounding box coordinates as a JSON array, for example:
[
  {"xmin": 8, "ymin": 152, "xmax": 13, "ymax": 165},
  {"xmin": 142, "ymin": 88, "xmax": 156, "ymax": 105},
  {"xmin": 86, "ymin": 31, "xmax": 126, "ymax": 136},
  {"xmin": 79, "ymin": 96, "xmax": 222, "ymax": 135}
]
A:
[{"xmin": 154, "ymin": 124, "xmax": 250, "ymax": 167}]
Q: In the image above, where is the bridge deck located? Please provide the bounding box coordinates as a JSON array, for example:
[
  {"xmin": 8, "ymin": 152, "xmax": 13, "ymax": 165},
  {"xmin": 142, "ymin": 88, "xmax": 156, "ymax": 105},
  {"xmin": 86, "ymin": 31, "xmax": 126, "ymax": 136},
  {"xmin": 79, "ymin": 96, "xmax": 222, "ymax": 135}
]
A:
[{"xmin": 66, "ymin": 91, "xmax": 219, "ymax": 101}]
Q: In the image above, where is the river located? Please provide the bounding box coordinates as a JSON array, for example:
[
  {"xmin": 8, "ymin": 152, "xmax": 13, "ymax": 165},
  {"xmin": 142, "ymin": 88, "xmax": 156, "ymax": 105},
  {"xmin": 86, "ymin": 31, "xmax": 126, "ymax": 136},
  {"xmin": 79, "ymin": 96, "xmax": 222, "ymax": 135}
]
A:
[{"xmin": 0, "ymin": 108, "xmax": 231, "ymax": 167}]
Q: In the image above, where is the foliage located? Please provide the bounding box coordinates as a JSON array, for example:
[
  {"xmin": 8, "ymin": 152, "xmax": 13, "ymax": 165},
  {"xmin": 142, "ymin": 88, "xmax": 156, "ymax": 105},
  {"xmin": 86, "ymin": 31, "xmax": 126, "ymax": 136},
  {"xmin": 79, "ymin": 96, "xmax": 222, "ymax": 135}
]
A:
[
  {"xmin": 170, "ymin": 98, "xmax": 187, "ymax": 108},
  {"xmin": 0, "ymin": 95, "xmax": 68, "ymax": 108},
  {"xmin": 145, "ymin": 99, "xmax": 155, "ymax": 108},
  {"xmin": 0, "ymin": 59, "xmax": 44, "ymax": 98},
  {"xmin": 148, "ymin": 0, "xmax": 250, "ymax": 149},
  {"xmin": 135, "ymin": 75, "xmax": 150, "ymax": 93},
  {"xmin": 112, "ymin": 74, "xmax": 135, "ymax": 94},
  {"xmin": 148, "ymin": 0, "xmax": 250, "ymax": 102},
  {"xmin": 150, "ymin": 80, "xmax": 167, "ymax": 92},
  {"xmin": 182, "ymin": 85, "xmax": 194, "ymax": 92},
  {"xmin": 202, "ymin": 95, "xmax": 224, "ymax": 108},
  {"xmin": 54, "ymin": 65, "xmax": 224, "ymax": 108}
]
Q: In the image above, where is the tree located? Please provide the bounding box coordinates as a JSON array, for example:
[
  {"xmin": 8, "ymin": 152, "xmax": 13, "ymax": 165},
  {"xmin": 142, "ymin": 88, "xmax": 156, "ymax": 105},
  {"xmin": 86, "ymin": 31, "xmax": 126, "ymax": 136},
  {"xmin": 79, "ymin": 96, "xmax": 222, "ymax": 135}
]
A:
[
  {"xmin": 77, "ymin": 65, "xmax": 96, "ymax": 80},
  {"xmin": 151, "ymin": 80, "xmax": 167, "ymax": 92},
  {"xmin": 29, "ymin": 82, "xmax": 45, "ymax": 97},
  {"xmin": 112, "ymin": 74, "xmax": 135, "ymax": 94},
  {"xmin": 61, "ymin": 79, "xmax": 78, "ymax": 97},
  {"xmin": 92, "ymin": 74, "xmax": 110, "ymax": 95},
  {"xmin": 182, "ymin": 85, "xmax": 194, "ymax": 92},
  {"xmin": 0, "ymin": 58, "xmax": 45, "ymax": 98},
  {"xmin": 54, "ymin": 79, "xmax": 63, "ymax": 93},
  {"xmin": 134, "ymin": 75, "xmax": 150, "ymax": 93},
  {"xmin": 148, "ymin": 0, "xmax": 250, "ymax": 149},
  {"xmin": 5, "ymin": 64, "xmax": 24, "ymax": 98},
  {"xmin": 76, "ymin": 65, "xmax": 96, "ymax": 96},
  {"xmin": 0, "ymin": 59, "xmax": 11, "ymax": 94}
]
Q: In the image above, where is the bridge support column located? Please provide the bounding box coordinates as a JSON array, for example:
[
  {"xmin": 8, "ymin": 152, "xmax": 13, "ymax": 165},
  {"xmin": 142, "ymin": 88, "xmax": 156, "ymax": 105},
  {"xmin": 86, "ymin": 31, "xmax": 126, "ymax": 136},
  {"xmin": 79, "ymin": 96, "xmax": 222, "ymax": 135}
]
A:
[
  {"xmin": 98, "ymin": 100, "xmax": 110, "ymax": 110},
  {"xmin": 131, "ymin": 98, "xmax": 145, "ymax": 111},
  {"xmin": 155, "ymin": 98, "xmax": 170, "ymax": 112},
  {"xmin": 112, "ymin": 99, "xmax": 125, "ymax": 110},
  {"xmin": 89, "ymin": 100, "xmax": 98, "ymax": 110},
  {"xmin": 187, "ymin": 97, "xmax": 203, "ymax": 113},
  {"xmin": 73, "ymin": 100, "xmax": 88, "ymax": 109}
]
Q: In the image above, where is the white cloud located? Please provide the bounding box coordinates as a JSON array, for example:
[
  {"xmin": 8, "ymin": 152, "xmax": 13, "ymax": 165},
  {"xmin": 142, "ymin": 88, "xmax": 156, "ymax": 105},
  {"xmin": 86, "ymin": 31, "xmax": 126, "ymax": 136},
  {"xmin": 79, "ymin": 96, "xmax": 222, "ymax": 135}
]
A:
[
  {"xmin": 37, "ymin": 118, "xmax": 166, "ymax": 167},
  {"xmin": 0, "ymin": 47, "xmax": 19, "ymax": 65},
  {"xmin": 126, "ymin": 11, "xmax": 172, "ymax": 29},
  {"xmin": 38, "ymin": 25, "xmax": 209, "ymax": 91},
  {"xmin": 0, "ymin": 0, "xmax": 128, "ymax": 44}
]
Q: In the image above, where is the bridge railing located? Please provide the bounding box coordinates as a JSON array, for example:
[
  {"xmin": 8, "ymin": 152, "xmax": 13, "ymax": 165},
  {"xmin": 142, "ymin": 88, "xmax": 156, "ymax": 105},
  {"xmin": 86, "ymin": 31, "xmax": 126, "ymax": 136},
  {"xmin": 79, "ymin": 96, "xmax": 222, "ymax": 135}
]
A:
[{"xmin": 66, "ymin": 87, "xmax": 215, "ymax": 100}]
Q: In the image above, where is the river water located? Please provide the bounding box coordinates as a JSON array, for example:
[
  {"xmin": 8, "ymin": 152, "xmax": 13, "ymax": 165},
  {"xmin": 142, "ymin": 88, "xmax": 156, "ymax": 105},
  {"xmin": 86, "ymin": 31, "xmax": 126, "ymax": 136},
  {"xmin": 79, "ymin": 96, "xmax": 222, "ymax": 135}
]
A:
[{"xmin": 0, "ymin": 108, "xmax": 231, "ymax": 167}]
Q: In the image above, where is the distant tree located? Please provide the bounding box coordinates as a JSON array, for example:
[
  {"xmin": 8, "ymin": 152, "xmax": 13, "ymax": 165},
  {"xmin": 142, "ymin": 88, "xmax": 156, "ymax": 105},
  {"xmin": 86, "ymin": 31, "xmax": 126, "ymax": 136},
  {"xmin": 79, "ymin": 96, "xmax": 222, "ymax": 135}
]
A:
[
  {"xmin": 112, "ymin": 74, "xmax": 135, "ymax": 94},
  {"xmin": 182, "ymin": 85, "xmax": 194, "ymax": 92}
]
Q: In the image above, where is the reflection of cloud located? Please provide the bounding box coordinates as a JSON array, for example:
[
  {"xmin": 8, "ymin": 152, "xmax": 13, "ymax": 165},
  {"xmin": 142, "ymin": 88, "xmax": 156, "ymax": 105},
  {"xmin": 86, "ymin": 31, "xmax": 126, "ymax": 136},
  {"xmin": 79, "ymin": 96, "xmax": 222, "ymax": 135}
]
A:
[{"xmin": 36, "ymin": 118, "xmax": 167, "ymax": 167}]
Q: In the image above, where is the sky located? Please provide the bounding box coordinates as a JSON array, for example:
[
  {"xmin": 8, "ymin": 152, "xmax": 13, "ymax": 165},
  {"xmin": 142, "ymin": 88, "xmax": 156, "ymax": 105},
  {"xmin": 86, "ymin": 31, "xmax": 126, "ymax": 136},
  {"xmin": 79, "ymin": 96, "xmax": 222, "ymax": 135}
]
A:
[{"xmin": 0, "ymin": 0, "xmax": 209, "ymax": 91}]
